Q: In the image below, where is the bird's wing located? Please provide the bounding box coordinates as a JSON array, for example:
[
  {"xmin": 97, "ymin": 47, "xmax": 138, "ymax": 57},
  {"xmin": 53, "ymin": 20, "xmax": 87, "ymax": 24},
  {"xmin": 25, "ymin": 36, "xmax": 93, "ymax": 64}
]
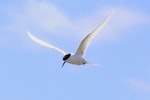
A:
[
  {"xmin": 27, "ymin": 31, "xmax": 68, "ymax": 55},
  {"xmin": 75, "ymin": 9, "xmax": 115, "ymax": 56}
]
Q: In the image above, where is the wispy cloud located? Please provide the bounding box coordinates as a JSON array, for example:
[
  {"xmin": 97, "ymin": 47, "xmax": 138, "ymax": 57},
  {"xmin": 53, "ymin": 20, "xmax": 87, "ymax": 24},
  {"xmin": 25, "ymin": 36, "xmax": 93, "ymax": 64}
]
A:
[
  {"xmin": 0, "ymin": 0, "xmax": 149, "ymax": 47},
  {"xmin": 125, "ymin": 77, "xmax": 150, "ymax": 92},
  {"xmin": 0, "ymin": 0, "xmax": 71, "ymax": 33},
  {"xmin": 84, "ymin": 7, "xmax": 149, "ymax": 42},
  {"xmin": 25, "ymin": 0, "xmax": 71, "ymax": 32},
  {"xmin": 0, "ymin": 0, "xmax": 71, "ymax": 47}
]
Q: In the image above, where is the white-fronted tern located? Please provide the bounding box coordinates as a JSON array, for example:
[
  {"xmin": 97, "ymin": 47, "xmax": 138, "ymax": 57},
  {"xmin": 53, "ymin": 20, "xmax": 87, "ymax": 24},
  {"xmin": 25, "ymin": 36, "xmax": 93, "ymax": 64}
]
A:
[{"xmin": 27, "ymin": 9, "xmax": 114, "ymax": 67}]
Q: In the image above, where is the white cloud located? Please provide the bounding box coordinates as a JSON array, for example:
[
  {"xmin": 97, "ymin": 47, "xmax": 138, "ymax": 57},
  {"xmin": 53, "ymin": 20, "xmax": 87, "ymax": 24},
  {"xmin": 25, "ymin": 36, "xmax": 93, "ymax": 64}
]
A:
[
  {"xmin": 4, "ymin": 0, "xmax": 71, "ymax": 33},
  {"xmin": 108, "ymin": 7, "xmax": 149, "ymax": 38},
  {"xmin": 0, "ymin": 0, "xmax": 149, "ymax": 48},
  {"xmin": 0, "ymin": 0, "xmax": 71, "ymax": 48},
  {"xmin": 125, "ymin": 78, "xmax": 150, "ymax": 92},
  {"xmin": 65, "ymin": 7, "xmax": 149, "ymax": 43},
  {"xmin": 25, "ymin": 0, "xmax": 71, "ymax": 32},
  {"xmin": 92, "ymin": 7, "xmax": 148, "ymax": 41}
]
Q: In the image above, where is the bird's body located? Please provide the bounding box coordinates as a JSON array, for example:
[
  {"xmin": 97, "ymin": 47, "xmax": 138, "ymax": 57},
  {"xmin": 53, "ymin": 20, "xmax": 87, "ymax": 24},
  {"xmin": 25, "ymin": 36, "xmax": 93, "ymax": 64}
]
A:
[
  {"xmin": 27, "ymin": 9, "xmax": 114, "ymax": 67},
  {"xmin": 64, "ymin": 54, "xmax": 87, "ymax": 65}
]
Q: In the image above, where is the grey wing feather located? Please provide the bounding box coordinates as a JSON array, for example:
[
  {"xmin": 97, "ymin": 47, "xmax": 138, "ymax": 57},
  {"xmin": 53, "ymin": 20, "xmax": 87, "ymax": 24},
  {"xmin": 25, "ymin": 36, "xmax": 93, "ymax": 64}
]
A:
[{"xmin": 75, "ymin": 9, "xmax": 115, "ymax": 56}]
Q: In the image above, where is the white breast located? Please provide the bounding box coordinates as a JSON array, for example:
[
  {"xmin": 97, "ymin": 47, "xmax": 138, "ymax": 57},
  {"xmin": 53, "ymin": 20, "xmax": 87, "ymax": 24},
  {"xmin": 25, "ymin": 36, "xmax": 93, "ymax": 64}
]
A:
[{"xmin": 66, "ymin": 55, "xmax": 87, "ymax": 65}]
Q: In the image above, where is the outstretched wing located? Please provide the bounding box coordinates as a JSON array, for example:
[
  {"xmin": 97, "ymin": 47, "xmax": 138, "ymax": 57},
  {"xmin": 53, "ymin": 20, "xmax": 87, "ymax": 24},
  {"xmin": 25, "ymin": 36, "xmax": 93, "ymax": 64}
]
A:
[
  {"xmin": 75, "ymin": 9, "xmax": 115, "ymax": 56},
  {"xmin": 27, "ymin": 31, "xmax": 68, "ymax": 55}
]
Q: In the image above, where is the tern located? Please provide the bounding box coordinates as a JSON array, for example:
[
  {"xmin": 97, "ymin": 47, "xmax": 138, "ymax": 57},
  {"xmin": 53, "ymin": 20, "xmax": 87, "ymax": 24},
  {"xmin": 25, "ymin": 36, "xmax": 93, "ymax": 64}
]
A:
[{"xmin": 27, "ymin": 9, "xmax": 114, "ymax": 67}]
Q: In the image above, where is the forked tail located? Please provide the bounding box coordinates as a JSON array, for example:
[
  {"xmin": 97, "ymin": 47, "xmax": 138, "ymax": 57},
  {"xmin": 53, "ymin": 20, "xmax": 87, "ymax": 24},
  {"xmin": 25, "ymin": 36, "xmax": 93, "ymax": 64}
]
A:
[{"xmin": 86, "ymin": 62, "xmax": 102, "ymax": 67}]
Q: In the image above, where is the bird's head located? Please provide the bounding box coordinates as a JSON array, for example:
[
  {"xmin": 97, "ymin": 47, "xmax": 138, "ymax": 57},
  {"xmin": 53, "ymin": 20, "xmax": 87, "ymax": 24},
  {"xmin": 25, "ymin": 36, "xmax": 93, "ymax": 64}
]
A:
[{"xmin": 62, "ymin": 53, "xmax": 71, "ymax": 68}]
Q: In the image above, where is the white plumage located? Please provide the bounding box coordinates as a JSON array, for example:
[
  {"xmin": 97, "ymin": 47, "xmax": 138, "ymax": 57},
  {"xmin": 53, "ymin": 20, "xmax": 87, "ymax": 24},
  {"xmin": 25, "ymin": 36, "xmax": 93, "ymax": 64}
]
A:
[{"xmin": 27, "ymin": 9, "xmax": 114, "ymax": 67}]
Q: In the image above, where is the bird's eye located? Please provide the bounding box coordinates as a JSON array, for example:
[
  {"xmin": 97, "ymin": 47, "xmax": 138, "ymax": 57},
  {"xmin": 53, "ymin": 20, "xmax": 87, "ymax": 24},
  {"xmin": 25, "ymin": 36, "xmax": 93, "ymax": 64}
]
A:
[{"xmin": 63, "ymin": 54, "xmax": 71, "ymax": 61}]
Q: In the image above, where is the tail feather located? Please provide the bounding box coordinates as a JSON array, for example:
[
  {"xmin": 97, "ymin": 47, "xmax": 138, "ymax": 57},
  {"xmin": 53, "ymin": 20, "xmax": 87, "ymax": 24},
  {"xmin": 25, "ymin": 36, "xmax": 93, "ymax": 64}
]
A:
[{"xmin": 86, "ymin": 62, "xmax": 102, "ymax": 67}]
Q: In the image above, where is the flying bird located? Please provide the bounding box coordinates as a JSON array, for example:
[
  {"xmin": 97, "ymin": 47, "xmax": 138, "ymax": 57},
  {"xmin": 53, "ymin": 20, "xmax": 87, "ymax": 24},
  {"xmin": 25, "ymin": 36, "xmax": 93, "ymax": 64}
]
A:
[{"xmin": 27, "ymin": 9, "xmax": 114, "ymax": 67}]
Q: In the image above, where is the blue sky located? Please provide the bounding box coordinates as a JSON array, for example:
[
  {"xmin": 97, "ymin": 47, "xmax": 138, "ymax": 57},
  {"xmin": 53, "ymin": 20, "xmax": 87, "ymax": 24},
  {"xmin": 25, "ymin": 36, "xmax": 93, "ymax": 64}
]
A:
[{"xmin": 0, "ymin": 0, "xmax": 150, "ymax": 100}]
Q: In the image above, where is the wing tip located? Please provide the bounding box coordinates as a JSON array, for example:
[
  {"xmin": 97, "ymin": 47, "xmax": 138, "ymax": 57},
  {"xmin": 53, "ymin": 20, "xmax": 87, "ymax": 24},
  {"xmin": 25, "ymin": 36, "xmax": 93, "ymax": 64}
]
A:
[
  {"xmin": 111, "ymin": 8, "xmax": 115, "ymax": 15},
  {"xmin": 26, "ymin": 30, "xmax": 35, "ymax": 40},
  {"xmin": 26, "ymin": 30, "xmax": 29, "ymax": 34},
  {"xmin": 26, "ymin": 30, "xmax": 31, "ymax": 37}
]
